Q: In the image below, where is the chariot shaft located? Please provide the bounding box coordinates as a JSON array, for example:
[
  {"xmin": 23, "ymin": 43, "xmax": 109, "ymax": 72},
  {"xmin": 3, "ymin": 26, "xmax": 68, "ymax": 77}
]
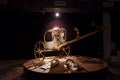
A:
[{"xmin": 57, "ymin": 28, "xmax": 103, "ymax": 50}]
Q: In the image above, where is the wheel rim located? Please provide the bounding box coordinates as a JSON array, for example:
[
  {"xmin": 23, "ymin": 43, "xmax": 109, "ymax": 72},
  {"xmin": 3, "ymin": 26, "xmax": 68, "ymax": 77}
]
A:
[
  {"xmin": 34, "ymin": 41, "xmax": 45, "ymax": 59},
  {"xmin": 62, "ymin": 44, "xmax": 70, "ymax": 56}
]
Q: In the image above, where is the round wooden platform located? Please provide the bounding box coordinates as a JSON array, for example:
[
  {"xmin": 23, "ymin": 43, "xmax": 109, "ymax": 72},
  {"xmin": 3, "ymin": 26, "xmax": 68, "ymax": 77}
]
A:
[{"xmin": 23, "ymin": 56, "xmax": 108, "ymax": 80}]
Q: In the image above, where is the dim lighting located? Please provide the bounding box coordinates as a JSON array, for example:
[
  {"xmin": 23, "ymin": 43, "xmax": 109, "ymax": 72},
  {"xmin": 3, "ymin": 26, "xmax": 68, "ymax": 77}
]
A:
[{"xmin": 55, "ymin": 12, "xmax": 60, "ymax": 17}]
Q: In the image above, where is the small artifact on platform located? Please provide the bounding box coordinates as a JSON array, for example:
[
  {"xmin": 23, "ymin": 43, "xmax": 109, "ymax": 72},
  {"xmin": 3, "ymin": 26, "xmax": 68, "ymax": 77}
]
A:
[{"xmin": 31, "ymin": 59, "xmax": 60, "ymax": 73}]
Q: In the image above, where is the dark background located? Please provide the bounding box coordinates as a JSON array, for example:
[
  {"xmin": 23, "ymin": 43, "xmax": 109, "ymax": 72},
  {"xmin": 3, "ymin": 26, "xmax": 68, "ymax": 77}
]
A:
[
  {"xmin": 0, "ymin": 0, "xmax": 120, "ymax": 60},
  {"xmin": 0, "ymin": 12, "xmax": 103, "ymax": 59}
]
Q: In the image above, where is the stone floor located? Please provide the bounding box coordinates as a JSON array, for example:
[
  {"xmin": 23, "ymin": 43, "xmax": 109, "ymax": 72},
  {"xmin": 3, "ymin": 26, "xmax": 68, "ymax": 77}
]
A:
[{"xmin": 0, "ymin": 59, "xmax": 28, "ymax": 80}]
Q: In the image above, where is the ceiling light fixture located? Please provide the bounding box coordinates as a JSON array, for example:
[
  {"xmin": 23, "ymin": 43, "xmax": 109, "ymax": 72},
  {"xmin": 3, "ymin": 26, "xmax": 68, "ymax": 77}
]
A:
[{"xmin": 55, "ymin": 12, "xmax": 60, "ymax": 17}]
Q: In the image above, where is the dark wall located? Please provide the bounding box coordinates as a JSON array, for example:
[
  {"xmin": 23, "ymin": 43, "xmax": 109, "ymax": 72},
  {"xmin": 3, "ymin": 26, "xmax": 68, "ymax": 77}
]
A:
[
  {"xmin": 0, "ymin": 11, "xmax": 103, "ymax": 59},
  {"xmin": 111, "ymin": 14, "xmax": 120, "ymax": 51},
  {"xmin": 0, "ymin": 1, "xmax": 120, "ymax": 60},
  {"xmin": 0, "ymin": 12, "xmax": 44, "ymax": 59}
]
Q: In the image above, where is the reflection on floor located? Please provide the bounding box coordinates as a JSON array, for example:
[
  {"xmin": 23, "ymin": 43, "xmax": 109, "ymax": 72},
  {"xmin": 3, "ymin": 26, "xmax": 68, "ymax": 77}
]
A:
[{"xmin": 0, "ymin": 59, "xmax": 120, "ymax": 80}]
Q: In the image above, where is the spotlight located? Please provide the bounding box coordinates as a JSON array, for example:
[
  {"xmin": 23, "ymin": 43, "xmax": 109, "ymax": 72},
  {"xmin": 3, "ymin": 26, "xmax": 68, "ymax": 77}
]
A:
[
  {"xmin": 55, "ymin": 12, "xmax": 60, "ymax": 17},
  {"xmin": 53, "ymin": 26, "xmax": 59, "ymax": 30}
]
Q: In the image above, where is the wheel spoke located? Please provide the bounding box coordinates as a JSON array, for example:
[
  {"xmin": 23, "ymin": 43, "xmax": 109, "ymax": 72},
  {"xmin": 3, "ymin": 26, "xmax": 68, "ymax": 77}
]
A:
[
  {"xmin": 34, "ymin": 41, "xmax": 45, "ymax": 59},
  {"xmin": 62, "ymin": 44, "xmax": 70, "ymax": 56},
  {"xmin": 38, "ymin": 41, "xmax": 40, "ymax": 49},
  {"xmin": 35, "ymin": 46, "xmax": 38, "ymax": 50}
]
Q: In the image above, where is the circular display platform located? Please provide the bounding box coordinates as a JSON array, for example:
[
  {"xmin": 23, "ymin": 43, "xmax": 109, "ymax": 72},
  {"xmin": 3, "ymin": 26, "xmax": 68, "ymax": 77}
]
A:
[{"xmin": 23, "ymin": 56, "xmax": 108, "ymax": 80}]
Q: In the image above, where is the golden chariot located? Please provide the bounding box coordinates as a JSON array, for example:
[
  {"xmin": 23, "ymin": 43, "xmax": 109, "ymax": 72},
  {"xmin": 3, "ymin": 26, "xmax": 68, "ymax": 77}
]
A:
[{"xmin": 34, "ymin": 26, "xmax": 106, "ymax": 60}]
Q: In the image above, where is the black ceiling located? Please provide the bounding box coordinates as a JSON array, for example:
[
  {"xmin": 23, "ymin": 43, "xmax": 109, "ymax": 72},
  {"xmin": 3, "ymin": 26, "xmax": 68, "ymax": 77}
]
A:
[
  {"xmin": 8, "ymin": 0, "xmax": 102, "ymax": 13},
  {"xmin": 1, "ymin": 0, "xmax": 120, "ymax": 13}
]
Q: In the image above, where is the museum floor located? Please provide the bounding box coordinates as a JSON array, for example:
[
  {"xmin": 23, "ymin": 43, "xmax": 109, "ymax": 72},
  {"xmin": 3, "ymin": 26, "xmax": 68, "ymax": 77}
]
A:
[{"xmin": 0, "ymin": 57, "xmax": 120, "ymax": 80}]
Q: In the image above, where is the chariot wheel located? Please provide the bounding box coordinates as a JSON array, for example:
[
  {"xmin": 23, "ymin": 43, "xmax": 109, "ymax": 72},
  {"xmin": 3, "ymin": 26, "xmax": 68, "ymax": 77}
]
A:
[
  {"xmin": 61, "ymin": 44, "xmax": 70, "ymax": 56},
  {"xmin": 34, "ymin": 41, "xmax": 45, "ymax": 59}
]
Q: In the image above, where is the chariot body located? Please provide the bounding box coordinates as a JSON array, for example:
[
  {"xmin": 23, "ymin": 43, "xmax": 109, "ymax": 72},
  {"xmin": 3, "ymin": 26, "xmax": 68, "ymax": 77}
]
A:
[
  {"xmin": 34, "ymin": 27, "xmax": 70, "ymax": 59},
  {"xmin": 34, "ymin": 26, "xmax": 106, "ymax": 60}
]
